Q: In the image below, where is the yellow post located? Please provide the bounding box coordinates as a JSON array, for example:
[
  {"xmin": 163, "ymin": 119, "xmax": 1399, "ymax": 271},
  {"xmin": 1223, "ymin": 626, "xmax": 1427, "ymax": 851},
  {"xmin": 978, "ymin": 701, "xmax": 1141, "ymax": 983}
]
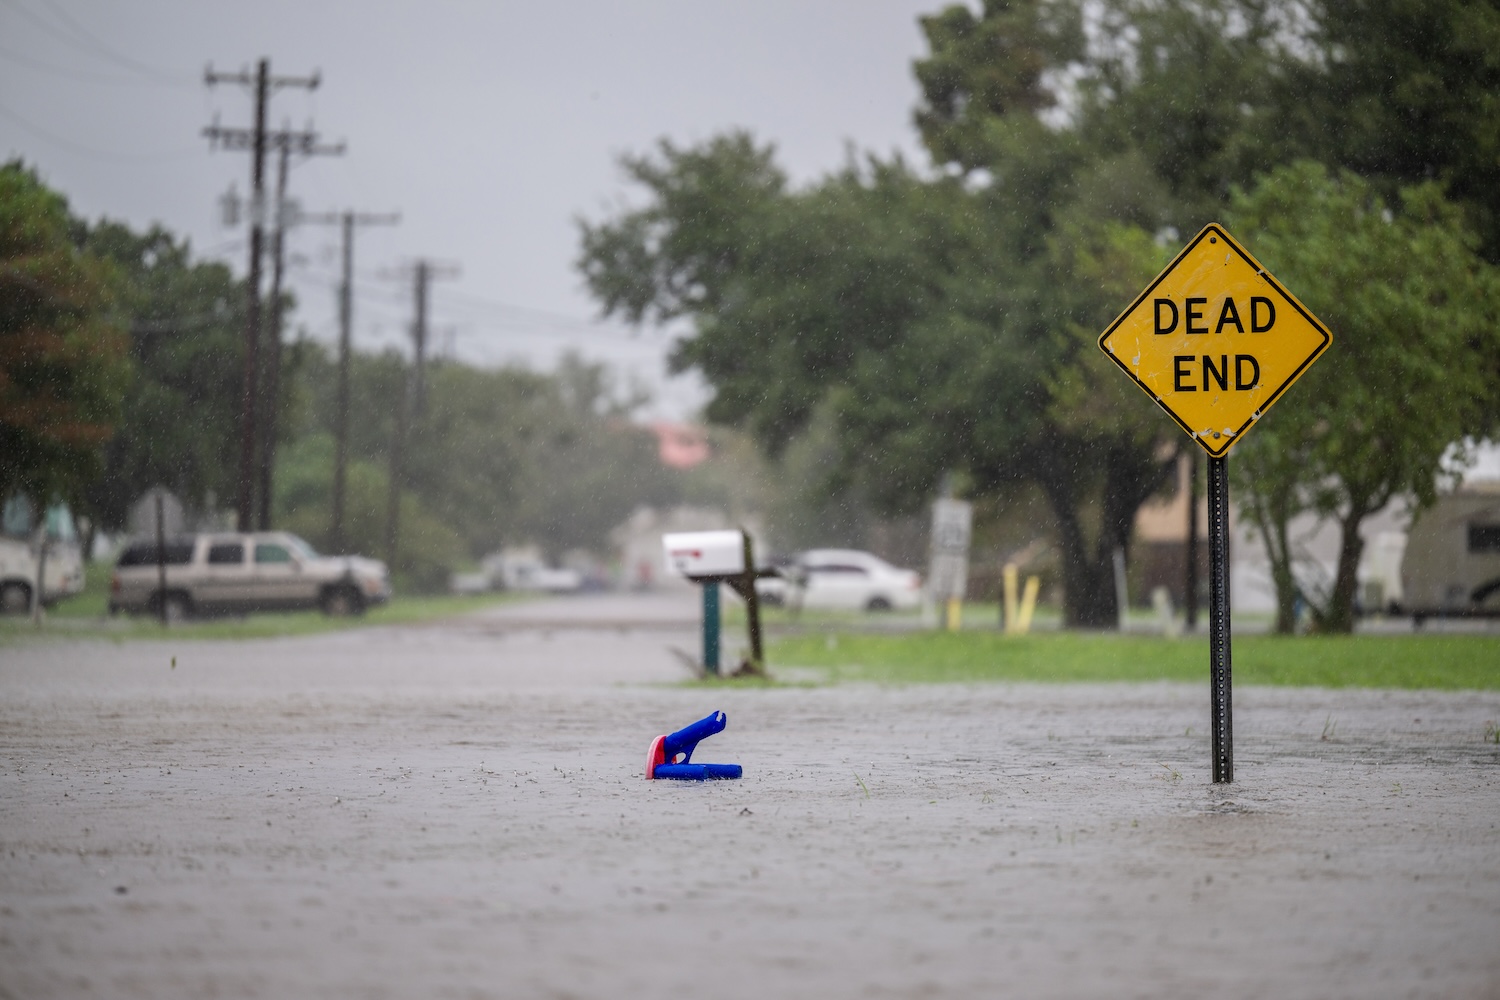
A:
[
  {"xmin": 1016, "ymin": 575, "xmax": 1040, "ymax": 635},
  {"xmin": 1003, "ymin": 563, "xmax": 1019, "ymax": 635},
  {"xmin": 945, "ymin": 597, "xmax": 962, "ymax": 631}
]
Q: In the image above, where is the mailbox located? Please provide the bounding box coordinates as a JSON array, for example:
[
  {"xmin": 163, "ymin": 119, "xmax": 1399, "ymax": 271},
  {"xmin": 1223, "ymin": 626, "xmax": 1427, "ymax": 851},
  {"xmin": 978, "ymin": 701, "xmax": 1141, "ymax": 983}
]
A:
[{"xmin": 663, "ymin": 530, "xmax": 745, "ymax": 580}]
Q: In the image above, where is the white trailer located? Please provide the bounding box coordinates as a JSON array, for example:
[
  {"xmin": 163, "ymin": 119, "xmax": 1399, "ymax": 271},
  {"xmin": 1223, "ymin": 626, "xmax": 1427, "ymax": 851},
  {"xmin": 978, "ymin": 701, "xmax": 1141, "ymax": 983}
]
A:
[{"xmin": 0, "ymin": 498, "xmax": 86, "ymax": 613}]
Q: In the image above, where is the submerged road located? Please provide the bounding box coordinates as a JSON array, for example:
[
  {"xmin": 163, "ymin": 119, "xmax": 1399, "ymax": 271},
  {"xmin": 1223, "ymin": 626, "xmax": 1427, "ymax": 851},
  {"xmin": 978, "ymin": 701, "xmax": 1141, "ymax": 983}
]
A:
[{"xmin": 2, "ymin": 591, "xmax": 1497, "ymax": 999}]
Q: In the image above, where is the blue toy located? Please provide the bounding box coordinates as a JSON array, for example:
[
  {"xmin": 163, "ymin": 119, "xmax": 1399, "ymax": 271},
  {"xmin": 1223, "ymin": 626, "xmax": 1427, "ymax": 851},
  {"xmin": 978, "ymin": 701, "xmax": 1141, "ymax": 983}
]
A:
[{"xmin": 646, "ymin": 710, "xmax": 743, "ymax": 780}]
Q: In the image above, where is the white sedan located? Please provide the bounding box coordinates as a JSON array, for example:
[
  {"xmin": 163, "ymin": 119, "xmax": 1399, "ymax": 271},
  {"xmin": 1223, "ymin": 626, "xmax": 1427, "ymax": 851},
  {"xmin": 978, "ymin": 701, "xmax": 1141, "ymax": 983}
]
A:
[{"xmin": 757, "ymin": 549, "xmax": 922, "ymax": 612}]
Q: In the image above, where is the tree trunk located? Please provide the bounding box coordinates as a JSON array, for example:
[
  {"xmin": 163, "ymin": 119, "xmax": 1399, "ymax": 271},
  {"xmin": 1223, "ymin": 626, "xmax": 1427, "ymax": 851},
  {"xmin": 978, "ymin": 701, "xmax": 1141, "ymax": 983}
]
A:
[
  {"xmin": 1243, "ymin": 493, "xmax": 1299, "ymax": 634},
  {"xmin": 1313, "ymin": 510, "xmax": 1367, "ymax": 634},
  {"xmin": 1036, "ymin": 466, "xmax": 1117, "ymax": 629},
  {"xmin": 1268, "ymin": 515, "xmax": 1299, "ymax": 635},
  {"xmin": 79, "ymin": 514, "xmax": 97, "ymax": 567},
  {"xmin": 1231, "ymin": 436, "xmax": 1310, "ymax": 635},
  {"xmin": 1033, "ymin": 438, "xmax": 1176, "ymax": 629}
]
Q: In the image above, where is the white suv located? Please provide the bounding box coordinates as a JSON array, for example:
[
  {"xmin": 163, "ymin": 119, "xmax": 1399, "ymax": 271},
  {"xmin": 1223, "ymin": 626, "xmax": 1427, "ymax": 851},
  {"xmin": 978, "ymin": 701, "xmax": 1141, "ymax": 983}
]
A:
[{"xmin": 109, "ymin": 532, "xmax": 391, "ymax": 620}]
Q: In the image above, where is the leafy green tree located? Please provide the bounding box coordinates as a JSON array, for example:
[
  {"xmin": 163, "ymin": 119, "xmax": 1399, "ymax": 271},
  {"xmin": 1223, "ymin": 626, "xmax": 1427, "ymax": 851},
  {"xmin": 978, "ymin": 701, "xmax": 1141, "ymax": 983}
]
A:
[
  {"xmin": 406, "ymin": 352, "xmax": 671, "ymax": 559},
  {"xmin": 1293, "ymin": 0, "xmax": 1500, "ymax": 262},
  {"xmin": 580, "ymin": 0, "xmax": 1500, "ymax": 626},
  {"xmin": 579, "ymin": 133, "xmax": 1179, "ymax": 625},
  {"xmin": 274, "ymin": 432, "xmax": 465, "ymax": 592},
  {"xmin": 281, "ymin": 344, "xmax": 677, "ymax": 584},
  {"xmin": 0, "ymin": 162, "xmax": 128, "ymax": 509},
  {"xmin": 921, "ymin": 0, "xmax": 1500, "ymax": 260},
  {"xmin": 911, "ymin": 0, "xmax": 1500, "ymax": 624},
  {"xmin": 1227, "ymin": 162, "xmax": 1500, "ymax": 632},
  {"xmin": 76, "ymin": 221, "xmax": 248, "ymax": 534}
]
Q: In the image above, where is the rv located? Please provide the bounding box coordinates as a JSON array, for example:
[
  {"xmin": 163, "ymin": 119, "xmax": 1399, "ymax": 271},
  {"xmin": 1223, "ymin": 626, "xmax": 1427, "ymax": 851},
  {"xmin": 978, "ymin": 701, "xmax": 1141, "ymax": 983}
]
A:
[
  {"xmin": 1398, "ymin": 484, "xmax": 1500, "ymax": 622},
  {"xmin": 0, "ymin": 496, "xmax": 86, "ymax": 614}
]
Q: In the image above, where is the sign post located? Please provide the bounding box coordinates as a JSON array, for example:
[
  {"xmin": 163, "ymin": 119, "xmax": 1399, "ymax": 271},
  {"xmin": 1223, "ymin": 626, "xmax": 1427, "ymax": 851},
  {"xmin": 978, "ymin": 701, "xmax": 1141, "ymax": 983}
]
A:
[
  {"xmin": 1098, "ymin": 224, "xmax": 1331, "ymax": 783},
  {"xmin": 1207, "ymin": 454, "xmax": 1232, "ymax": 781},
  {"xmin": 929, "ymin": 498, "xmax": 973, "ymax": 631}
]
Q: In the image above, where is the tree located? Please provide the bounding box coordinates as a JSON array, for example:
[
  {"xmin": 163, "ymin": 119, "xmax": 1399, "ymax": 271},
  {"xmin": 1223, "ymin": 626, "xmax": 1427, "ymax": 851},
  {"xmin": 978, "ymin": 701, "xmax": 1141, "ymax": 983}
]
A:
[
  {"xmin": 274, "ymin": 431, "xmax": 466, "ymax": 592},
  {"xmin": 76, "ymin": 221, "xmax": 248, "ymax": 533},
  {"xmin": 0, "ymin": 162, "xmax": 128, "ymax": 509},
  {"xmin": 1227, "ymin": 162, "xmax": 1500, "ymax": 632},
  {"xmin": 580, "ymin": 0, "xmax": 1500, "ymax": 626},
  {"xmin": 916, "ymin": 0, "xmax": 1500, "ymax": 271},
  {"xmin": 910, "ymin": 0, "xmax": 1500, "ymax": 625},
  {"xmin": 280, "ymin": 344, "xmax": 678, "ymax": 586},
  {"xmin": 1294, "ymin": 0, "xmax": 1500, "ymax": 262},
  {"xmin": 579, "ymin": 132, "xmax": 1180, "ymax": 626}
]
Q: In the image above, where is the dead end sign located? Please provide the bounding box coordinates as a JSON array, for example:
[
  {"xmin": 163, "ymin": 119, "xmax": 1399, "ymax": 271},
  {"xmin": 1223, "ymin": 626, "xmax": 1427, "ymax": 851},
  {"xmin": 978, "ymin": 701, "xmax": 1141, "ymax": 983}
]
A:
[
  {"xmin": 1096, "ymin": 222, "xmax": 1331, "ymax": 784},
  {"xmin": 1098, "ymin": 223, "xmax": 1331, "ymax": 457}
]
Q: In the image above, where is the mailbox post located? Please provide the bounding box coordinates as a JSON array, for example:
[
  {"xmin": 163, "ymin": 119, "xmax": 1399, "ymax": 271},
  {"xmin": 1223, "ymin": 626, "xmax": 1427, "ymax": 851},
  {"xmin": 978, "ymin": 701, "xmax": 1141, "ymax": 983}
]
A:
[
  {"xmin": 702, "ymin": 581, "xmax": 721, "ymax": 674},
  {"xmin": 663, "ymin": 529, "xmax": 775, "ymax": 676}
]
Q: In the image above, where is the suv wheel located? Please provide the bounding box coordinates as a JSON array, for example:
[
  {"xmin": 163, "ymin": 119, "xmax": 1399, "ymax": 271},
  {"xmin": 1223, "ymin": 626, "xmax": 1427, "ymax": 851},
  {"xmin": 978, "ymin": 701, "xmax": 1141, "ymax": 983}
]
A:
[
  {"xmin": 0, "ymin": 582, "xmax": 32, "ymax": 615},
  {"xmin": 322, "ymin": 585, "xmax": 365, "ymax": 617},
  {"xmin": 865, "ymin": 596, "xmax": 893, "ymax": 612}
]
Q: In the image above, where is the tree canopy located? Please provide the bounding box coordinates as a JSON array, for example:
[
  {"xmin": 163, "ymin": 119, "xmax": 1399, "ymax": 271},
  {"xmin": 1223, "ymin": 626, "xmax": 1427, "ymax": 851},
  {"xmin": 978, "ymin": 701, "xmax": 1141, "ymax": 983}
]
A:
[
  {"xmin": 1227, "ymin": 162, "xmax": 1500, "ymax": 631},
  {"xmin": 0, "ymin": 162, "xmax": 129, "ymax": 509},
  {"xmin": 78, "ymin": 221, "xmax": 248, "ymax": 532},
  {"xmin": 279, "ymin": 344, "xmax": 688, "ymax": 588},
  {"xmin": 579, "ymin": 0, "xmax": 1500, "ymax": 629}
]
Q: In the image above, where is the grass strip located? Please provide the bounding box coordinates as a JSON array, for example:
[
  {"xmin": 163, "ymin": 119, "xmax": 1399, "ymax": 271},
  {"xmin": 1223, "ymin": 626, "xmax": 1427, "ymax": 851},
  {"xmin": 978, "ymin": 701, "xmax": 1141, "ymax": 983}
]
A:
[
  {"xmin": 1, "ymin": 587, "xmax": 524, "ymax": 644},
  {"xmin": 769, "ymin": 630, "xmax": 1500, "ymax": 690}
]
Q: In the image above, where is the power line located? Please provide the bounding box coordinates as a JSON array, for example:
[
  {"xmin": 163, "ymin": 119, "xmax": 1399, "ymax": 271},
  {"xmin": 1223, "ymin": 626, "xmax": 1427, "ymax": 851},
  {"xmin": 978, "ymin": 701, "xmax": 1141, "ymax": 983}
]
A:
[
  {"xmin": 6, "ymin": 0, "xmax": 193, "ymax": 88},
  {"xmin": 0, "ymin": 99, "xmax": 200, "ymax": 161},
  {"xmin": 439, "ymin": 285, "xmax": 634, "ymax": 333},
  {"xmin": 0, "ymin": 41, "xmax": 184, "ymax": 88},
  {"xmin": 289, "ymin": 258, "xmax": 640, "ymax": 336}
]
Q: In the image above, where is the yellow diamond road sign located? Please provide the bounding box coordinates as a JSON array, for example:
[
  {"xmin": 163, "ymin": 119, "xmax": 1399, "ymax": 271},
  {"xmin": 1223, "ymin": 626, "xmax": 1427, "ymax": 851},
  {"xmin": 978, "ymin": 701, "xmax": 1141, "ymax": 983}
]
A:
[{"xmin": 1098, "ymin": 223, "xmax": 1332, "ymax": 458}]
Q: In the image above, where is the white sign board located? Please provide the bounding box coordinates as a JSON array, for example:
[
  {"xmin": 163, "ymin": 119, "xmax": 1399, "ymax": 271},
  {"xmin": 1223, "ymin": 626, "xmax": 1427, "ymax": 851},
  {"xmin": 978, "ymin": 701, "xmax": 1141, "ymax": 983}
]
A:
[{"xmin": 928, "ymin": 498, "xmax": 972, "ymax": 602}]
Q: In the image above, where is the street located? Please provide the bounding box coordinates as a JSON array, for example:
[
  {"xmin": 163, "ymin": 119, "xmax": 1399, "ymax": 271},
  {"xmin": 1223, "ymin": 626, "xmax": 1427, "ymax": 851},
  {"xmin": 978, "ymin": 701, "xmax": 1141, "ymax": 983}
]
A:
[{"xmin": 2, "ymin": 592, "xmax": 1498, "ymax": 999}]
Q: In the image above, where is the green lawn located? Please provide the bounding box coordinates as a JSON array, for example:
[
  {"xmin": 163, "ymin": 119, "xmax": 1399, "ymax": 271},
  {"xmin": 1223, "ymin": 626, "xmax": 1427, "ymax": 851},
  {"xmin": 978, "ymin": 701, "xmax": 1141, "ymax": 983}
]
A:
[
  {"xmin": 1, "ymin": 562, "xmax": 525, "ymax": 643},
  {"xmin": 722, "ymin": 599, "xmax": 1064, "ymax": 632},
  {"xmin": 769, "ymin": 630, "xmax": 1500, "ymax": 690}
]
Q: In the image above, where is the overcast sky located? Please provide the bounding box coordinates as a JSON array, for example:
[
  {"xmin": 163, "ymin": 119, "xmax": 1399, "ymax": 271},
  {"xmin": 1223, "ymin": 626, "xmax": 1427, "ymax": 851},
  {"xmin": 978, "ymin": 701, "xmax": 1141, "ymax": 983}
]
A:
[{"xmin": 0, "ymin": 0, "xmax": 945, "ymax": 418}]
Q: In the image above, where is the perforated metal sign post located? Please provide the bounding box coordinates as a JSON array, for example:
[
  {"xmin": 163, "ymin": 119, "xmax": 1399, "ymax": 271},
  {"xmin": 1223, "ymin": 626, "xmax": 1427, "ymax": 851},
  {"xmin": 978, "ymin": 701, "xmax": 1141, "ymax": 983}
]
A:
[{"xmin": 1098, "ymin": 224, "xmax": 1331, "ymax": 782}]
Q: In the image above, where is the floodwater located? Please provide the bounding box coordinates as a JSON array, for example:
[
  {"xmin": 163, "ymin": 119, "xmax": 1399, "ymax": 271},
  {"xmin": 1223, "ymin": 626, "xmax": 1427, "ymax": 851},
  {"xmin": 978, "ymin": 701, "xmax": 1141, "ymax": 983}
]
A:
[{"xmin": 3, "ymin": 593, "xmax": 1497, "ymax": 999}]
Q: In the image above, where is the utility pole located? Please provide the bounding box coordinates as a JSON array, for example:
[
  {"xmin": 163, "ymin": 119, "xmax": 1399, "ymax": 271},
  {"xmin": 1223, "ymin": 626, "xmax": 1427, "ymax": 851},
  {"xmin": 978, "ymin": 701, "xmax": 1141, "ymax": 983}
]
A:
[
  {"xmin": 382, "ymin": 257, "xmax": 458, "ymax": 567},
  {"xmin": 384, "ymin": 360, "xmax": 408, "ymax": 570},
  {"xmin": 211, "ymin": 119, "xmax": 343, "ymax": 532},
  {"xmin": 404, "ymin": 259, "xmax": 460, "ymax": 417},
  {"xmin": 257, "ymin": 134, "xmax": 291, "ymax": 530},
  {"xmin": 203, "ymin": 58, "xmax": 325, "ymax": 531},
  {"xmin": 413, "ymin": 261, "xmax": 429, "ymax": 416},
  {"xmin": 300, "ymin": 209, "xmax": 400, "ymax": 552}
]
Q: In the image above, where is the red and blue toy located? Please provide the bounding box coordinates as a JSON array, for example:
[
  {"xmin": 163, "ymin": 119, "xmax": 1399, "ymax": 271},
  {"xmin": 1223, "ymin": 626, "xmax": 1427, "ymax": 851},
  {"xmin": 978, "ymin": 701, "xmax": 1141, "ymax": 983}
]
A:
[{"xmin": 646, "ymin": 710, "xmax": 743, "ymax": 780}]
